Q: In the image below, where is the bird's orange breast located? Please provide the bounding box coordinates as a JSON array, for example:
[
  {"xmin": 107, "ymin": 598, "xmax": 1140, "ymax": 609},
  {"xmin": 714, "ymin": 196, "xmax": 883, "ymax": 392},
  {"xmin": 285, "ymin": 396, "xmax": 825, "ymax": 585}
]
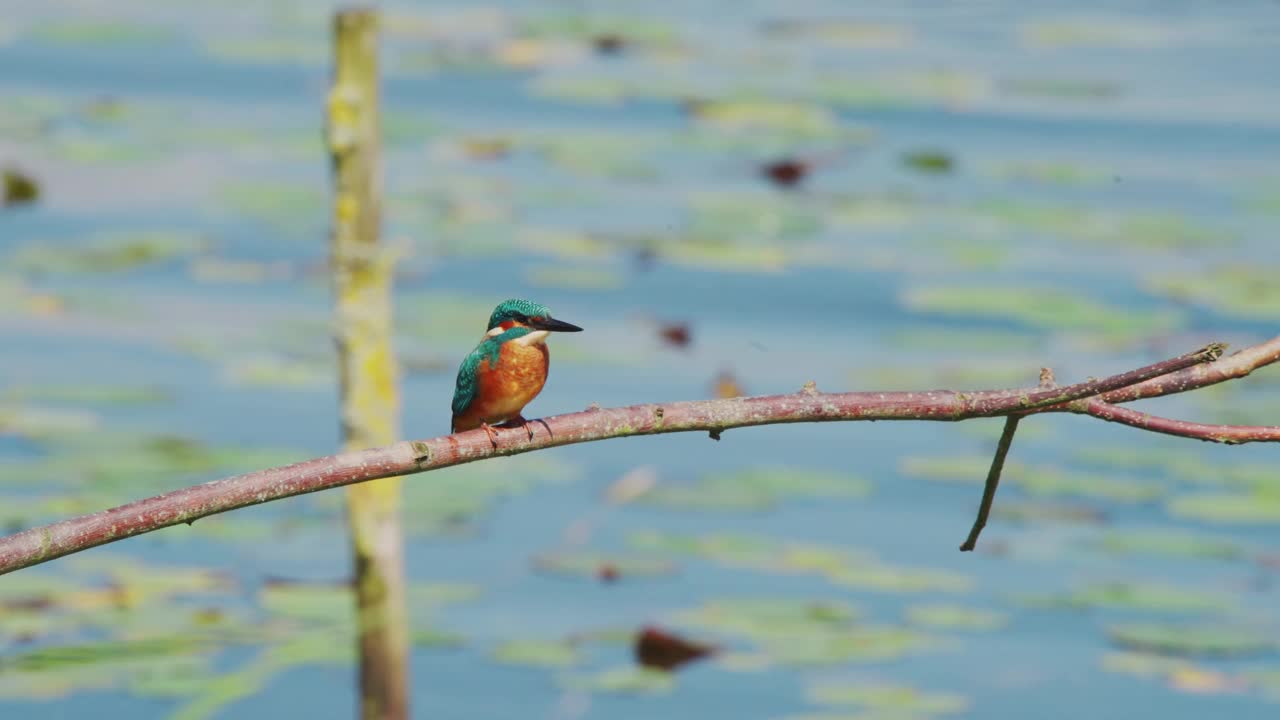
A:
[{"xmin": 452, "ymin": 341, "xmax": 549, "ymax": 430}]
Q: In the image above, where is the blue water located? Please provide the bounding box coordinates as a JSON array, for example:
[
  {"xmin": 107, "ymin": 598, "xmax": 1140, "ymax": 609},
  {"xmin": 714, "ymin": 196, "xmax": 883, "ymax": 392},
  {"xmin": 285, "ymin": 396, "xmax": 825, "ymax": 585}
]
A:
[{"xmin": 2, "ymin": 1, "xmax": 1279, "ymax": 719}]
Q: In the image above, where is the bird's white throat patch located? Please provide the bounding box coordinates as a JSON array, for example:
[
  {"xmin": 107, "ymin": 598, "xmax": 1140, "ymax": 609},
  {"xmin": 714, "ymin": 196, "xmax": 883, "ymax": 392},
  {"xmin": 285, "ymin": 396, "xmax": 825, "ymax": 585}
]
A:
[
  {"xmin": 513, "ymin": 330, "xmax": 549, "ymax": 346},
  {"xmin": 485, "ymin": 326, "xmax": 549, "ymax": 345}
]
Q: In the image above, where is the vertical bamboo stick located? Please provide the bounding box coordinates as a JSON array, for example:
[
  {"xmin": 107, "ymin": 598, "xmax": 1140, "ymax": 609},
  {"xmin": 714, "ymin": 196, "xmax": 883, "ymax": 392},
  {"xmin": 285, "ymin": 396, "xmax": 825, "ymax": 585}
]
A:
[{"xmin": 327, "ymin": 9, "xmax": 409, "ymax": 720}]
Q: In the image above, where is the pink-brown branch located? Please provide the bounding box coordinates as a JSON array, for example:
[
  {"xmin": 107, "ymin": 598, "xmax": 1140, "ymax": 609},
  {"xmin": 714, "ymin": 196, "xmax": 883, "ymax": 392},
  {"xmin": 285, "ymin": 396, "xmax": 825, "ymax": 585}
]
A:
[{"xmin": 0, "ymin": 339, "xmax": 1277, "ymax": 576}]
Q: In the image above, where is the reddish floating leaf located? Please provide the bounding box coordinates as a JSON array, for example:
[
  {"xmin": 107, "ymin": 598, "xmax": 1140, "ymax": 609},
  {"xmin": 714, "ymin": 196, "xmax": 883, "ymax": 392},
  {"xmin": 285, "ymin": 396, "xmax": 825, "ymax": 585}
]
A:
[
  {"xmin": 634, "ymin": 626, "xmax": 716, "ymax": 671},
  {"xmin": 658, "ymin": 322, "xmax": 692, "ymax": 349},
  {"xmin": 762, "ymin": 158, "xmax": 810, "ymax": 188}
]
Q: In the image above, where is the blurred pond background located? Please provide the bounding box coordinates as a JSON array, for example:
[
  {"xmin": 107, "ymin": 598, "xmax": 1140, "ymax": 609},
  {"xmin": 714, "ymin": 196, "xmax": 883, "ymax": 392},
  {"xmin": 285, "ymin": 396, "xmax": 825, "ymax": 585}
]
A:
[{"xmin": 2, "ymin": 1, "xmax": 1279, "ymax": 718}]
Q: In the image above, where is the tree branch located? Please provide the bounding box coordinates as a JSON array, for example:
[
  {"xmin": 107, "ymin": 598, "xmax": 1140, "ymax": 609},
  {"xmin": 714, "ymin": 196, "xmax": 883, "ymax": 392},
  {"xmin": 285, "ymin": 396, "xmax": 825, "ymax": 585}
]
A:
[
  {"xmin": 1098, "ymin": 336, "xmax": 1280, "ymax": 404},
  {"xmin": 1076, "ymin": 399, "xmax": 1280, "ymax": 444},
  {"xmin": 0, "ymin": 340, "xmax": 1275, "ymax": 576}
]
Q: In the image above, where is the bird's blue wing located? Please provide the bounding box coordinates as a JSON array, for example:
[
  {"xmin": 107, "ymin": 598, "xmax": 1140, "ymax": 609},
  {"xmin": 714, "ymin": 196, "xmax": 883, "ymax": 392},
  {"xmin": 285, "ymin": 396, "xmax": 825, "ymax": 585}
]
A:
[
  {"xmin": 451, "ymin": 350, "xmax": 481, "ymax": 416},
  {"xmin": 451, "ymin": 329, "xmax": 531, "ymax": 416}
]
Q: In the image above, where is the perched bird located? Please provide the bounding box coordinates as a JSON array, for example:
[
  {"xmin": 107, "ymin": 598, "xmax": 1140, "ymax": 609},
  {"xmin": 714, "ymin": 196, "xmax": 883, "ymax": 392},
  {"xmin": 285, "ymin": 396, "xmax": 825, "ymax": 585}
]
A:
[{"xmin": 451, "ymin": 299, "xmax": 583, "ymax": 445}]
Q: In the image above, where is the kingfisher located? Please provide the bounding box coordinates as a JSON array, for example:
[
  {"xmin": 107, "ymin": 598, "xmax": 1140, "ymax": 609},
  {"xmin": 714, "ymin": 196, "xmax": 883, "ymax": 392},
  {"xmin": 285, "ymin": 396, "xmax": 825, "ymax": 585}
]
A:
[{"xmin": 451, "ymin": 298, "xmax": 583, "ymax": 445}]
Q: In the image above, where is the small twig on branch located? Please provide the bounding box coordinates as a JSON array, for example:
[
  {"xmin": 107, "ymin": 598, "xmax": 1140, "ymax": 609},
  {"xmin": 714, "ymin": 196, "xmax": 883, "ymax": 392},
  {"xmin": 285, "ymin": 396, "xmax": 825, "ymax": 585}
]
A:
[
  {"xmin": 0, "ymin": 339, "xmax": 1276, "ymax": 576},
  {"xmin": 960, "ymin": 416, "xmax": 1021, "ymax": 552},
  {"xmin": 1079, "ymin": 399, "xmax": 1280, "ymax": 444},
  {"xmin": 1098, "ymin": 336, "xmax": 1280, "ymax": 404}
]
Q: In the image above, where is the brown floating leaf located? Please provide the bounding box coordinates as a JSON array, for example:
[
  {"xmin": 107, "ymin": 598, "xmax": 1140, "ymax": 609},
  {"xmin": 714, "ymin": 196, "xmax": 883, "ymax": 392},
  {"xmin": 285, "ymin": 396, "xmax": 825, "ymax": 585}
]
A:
[
  {"xmin": 762, "ymin": 158, "xmax": 810, "ymax": 188},
  {"xmin": 658, "ymin": 322, "xmax": 692, "ymax": 349},
  {"xmin": 634, "ymin": 626, "xmax": 715, "ymax": 671},
  {"xmin": 593, "ymin": 34, "xmax": 626, "ymax": 55}
]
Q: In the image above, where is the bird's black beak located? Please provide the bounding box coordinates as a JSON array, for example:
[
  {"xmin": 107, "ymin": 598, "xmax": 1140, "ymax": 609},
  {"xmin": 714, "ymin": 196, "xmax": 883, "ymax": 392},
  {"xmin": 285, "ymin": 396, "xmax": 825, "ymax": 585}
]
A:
[{"xmin": 530, "ymin": 316, "xmax": 583, "ymax": 332}]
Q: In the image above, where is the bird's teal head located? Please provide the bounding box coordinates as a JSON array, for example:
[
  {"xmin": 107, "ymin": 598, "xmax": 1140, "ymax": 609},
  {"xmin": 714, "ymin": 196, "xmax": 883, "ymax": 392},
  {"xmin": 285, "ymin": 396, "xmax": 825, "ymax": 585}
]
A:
[{"xmin": 486, "ymin": 298, "xmax": 583, "ymax": 335}]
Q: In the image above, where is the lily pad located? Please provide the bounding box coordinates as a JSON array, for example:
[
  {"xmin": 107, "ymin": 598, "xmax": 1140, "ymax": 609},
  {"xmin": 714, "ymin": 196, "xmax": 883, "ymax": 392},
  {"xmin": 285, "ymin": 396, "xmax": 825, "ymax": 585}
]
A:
[
  {"xmin": 30, "ymin": 21, "xmax": 180, "ymax": 47},
  {"xmin": 689, "ymin": 100, "xmax": 838, "ymax": 136},
  {"xmin": 2, "ymin": 385, "xmax": 172, "ymax": 406},
  {"xmin": 1146, "ymin": 266, "xmax": 1280, "ymax": 320},
  {"xmin": 902, "ymin": 286, "xmax": 1183, "ymax": 335},
  {"xmin": 674, "ymin": 597, "xmax": 942, "ymax": 666},
  {"xmin": 905, "ymin": 604, "xmax": 1006, "ymax": 631},
  {"xmin": 1020, "ymin": 582, "xmax": 1235, "ymax": 614},
  {"xmin": 903, "ymin": 456, "xmax": 1163, "ymax": 502},
  {"xmin": 524, "ymin": 265, "xmax": 625, "ymax": 291},
  {"xmin": 675, "ymin": 598, "xmax": 859, "ymax": 638},
  {"xmin": 1094, "ymin": 529, "xmax": 1245, "ymax": 560},
  {"xmin": 492, "ymin": 639, "xmax": 580, "ymax": 668},
  {"xmin": 902, "ymin": 149, "xmax": 954, "ymax": 174},
  {"xmin": 12, "ymin": 231, "xmax": 205, "ymax": 274},
  {"xmin": 562, "ymin": 667, "xmax": 675, "ymax": 695},
  {"xmin": 630, "ymin": 532, "xmax": 969, "ymax": 594},
  {"xmin": 532, "ymin": 552, "xmax": 677, "ymax": 580},
  {"xmin": 639, "ymin": 467, "xmax": 869, "ymax": 511},
  {"xmin": 399, "ymin": 455, "xmax": 581, "ymax": 534},
  {"xmin": 1108, "ymin": 623, "xmax": 1277, "ymax": 657},
  {"xmin": 807, "ymin": 681, "xmax": 968, "ymax": 715},
  {"xmin": 1168, "ymin": 492, "xmax": 1280, "ymax": 524}
]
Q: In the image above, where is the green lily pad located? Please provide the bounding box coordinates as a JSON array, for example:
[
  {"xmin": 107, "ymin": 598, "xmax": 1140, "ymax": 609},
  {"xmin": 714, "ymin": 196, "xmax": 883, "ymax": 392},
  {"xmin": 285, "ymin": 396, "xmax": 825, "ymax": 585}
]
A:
[
  {"xmin": 807, "ymin": 681, "xmax": 968, "ymax": 715},
  {"xmin": 675, "ymin": 598, "xmax": 859, "ymax": 638},
  {"xmin": 630, "ymin": 532, "xmax": 969, "ymax": 594},
  {"xmin": 1108, "ymin": 623, "xmax": 1277, "ymax": 657},
  {"xmin": 1094, "ymin": 529, "xmax": 1245, "ymax": 560},
  {"xmin": 993, "ymin": 499, "xmax": 1107, "ymax": 526},
  {"xmin": 12, "ymin": 230, "xmax": 205, "ymax": 274},
  {"xmin": 885, "ymin": 326, "xmax": 1040, "ymax": 353},
  {"xmin": 535, "ymin": 132, "xmax": 660, "ymax": 179},
  {"xmin": 0, "ymin": 405, "xmax": 100, "ymax": 438},
  {"xmin": 689, "ymin": 100, "xmax": 838, "ymax": 136},
  {"xmin": 562, "ymin": 667, "xmax": 675, "ymax": 695},
  {"xmin": 399, "ymin": 455, "xmax": 581, "ymax": 534},
  {"xmin": 524, "ymin": 265, "xmax": 625, "ymax": 291},
  {"xmin": 639, "ymin": 467, "xmax": 869, "ymax": 511},
  {"xmin": 905, "ymin": 604, "xmax": 1006, "ymax": 631},
  {"xmin": 971, "ymin": 200, "xmax": 1224, "ymax": 249},
  {"xmin": 413, "ymin": 627, "xmax": 465, "ymax": 649},
  {"xmin": 902, "ymin": 149, "xmax": 954, "ymax": 174},
  {"xmin": 520, "ymin": 14, "xmax": 679, "ymax": 47},
  {"xmin": 1168, "ymin": 492, "xmax": 1280, "ymax": 524},
  {"xmin": 903, "ymin": 456, "xmax": 1162, "ymax": 502},
  {"xmin": 223, "ymin": 355, "xmax": 333, "ymax": 389},
  {"xmin": 1020, "ymin": 582, "xmax": 1235, "ymax": 614},
  {"xmin": 1, "ymin": 385, "xmax": 172, "ymax": 406},
  {"xmin": 902, "ymin": 286, "xmax": 1183, "ymax": 335},
  {"xmin": 532, "ymin": 552, "xmax": 677, "ymax": 579},
  {"xmin": 492, "ymin": 639, "xmax": 580, "ymax": 668},
  {"xmin": 30, "ymin": 21, "xmax": 180, "ymax": 47},
  {"xmin": 675, "ymin": 598, "xmax": 945, "ymax": 666},
  {"xmin": 993, "ymin": 160, "xmax": 1111, "ymax": 185},
  {"xmin": 1101, "ymin": 650, "xmax": 1196, "ymax": 678},
  {"xmin": 260, "ymin": 580, "xmax": 351, "ymax": 624},
  {"xmin": 216, "ymin": 181, "xmax": 325, "ymax": 236},
  {"xmin": 1146, "ymin": 266, "xmax": 1280, "ymax": 320},
  {"xmin": 203, "ymin": 37, "xmax": 327, "ymax": 67}
]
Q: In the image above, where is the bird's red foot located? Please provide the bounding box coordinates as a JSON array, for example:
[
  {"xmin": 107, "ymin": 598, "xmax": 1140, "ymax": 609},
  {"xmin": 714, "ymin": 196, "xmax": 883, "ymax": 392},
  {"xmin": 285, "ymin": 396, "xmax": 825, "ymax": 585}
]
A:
[
  {"xmin": 498, "ymin": 415, "xmax": 535, "ymax": 441},
  {"xmin": 480, "ymin": 422, "xmax": 500, "ymax": 448}
]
